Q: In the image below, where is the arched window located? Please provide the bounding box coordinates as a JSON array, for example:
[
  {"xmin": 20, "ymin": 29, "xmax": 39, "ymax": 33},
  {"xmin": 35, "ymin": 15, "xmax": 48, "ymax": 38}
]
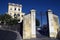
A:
[
  {"xmin": 17, "ymin": 14, "xmax": 20, "ymax": 16},
  {"xmin": 14, "ymin": 8, "xmax": 16, "ymax": 10},
  {"xmin": 10, "ymin": 8, "xmax": 12, "ymax": 10},
  {"xmin": 14, "ymin": 13, "xmax": 16, "ymax": 17},
  {"xmin": 18, "ymin": 9, "xmax": 20, "ymax": 11}
]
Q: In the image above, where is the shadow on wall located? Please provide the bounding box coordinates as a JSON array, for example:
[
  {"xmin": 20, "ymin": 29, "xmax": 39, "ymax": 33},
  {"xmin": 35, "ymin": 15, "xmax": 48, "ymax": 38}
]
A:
[{"xmin": 56, "ymin": 31, "xmax": 60, "ymax": 40}]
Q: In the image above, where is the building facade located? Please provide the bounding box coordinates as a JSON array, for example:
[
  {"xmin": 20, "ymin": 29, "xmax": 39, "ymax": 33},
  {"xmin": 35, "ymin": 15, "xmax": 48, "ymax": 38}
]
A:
[{"xmin": 8, "ymin": 3, "xmax": 25, "ymax": 23}]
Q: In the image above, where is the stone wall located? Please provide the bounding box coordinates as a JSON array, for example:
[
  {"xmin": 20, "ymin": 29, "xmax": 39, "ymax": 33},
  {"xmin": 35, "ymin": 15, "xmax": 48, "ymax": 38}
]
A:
[{"xmin": 23, "ymin": 14, "xmax": 31, "ymax": 39}]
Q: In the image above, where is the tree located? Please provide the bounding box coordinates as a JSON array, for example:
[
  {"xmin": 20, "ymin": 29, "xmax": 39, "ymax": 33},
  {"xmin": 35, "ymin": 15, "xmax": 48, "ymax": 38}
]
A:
[
  {"xmin": 7, "ymin": 19, "xmax": 18, "ymax": 25},
  {"xmin": 0, "ymin": 14, "xmax": 5, "ymax": 23},
  {"xmin": 3, "ymin": 14, "xmax": 12, "ymax": 24},
  {"xmin": 36, "ymin": 18, "xmax": 40, "ymax": 26},
  {"xmin": 0, "ymin": 14, "xmax": 40, "ymax": 26},
  {"xmin": 0, "ymin": 14, "xmax": 18, "ymax": 25},
  {"xmin": 41, "ymin": 24, "xmax": 49, "ymax": 36}
]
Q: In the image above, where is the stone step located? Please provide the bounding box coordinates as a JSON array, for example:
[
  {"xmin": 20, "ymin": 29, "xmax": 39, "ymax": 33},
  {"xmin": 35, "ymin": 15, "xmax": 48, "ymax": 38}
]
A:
[{"xmin": 23, "ymin": 38, "xmax": 58, "ymax": 40}]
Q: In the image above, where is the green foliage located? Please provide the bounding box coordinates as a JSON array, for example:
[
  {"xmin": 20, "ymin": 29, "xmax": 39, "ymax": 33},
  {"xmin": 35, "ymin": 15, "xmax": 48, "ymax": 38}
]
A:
[
  {"xmin": 0, "ymin": 14, "xmax": 18, "ymax": 25},
  {"xmin": 7, "ymin": 19, "xmax": 18, "ymax": 25},
  {"xmin": 0, "ymin": 14, "xmax": 40, "ymax": 26}
]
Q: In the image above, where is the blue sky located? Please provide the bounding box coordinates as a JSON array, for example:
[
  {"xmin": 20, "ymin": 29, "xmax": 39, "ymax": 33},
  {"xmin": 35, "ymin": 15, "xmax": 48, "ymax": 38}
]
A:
[{"xmin": 0, "ymin": 0, "xmax": 60, "ymax": 25}]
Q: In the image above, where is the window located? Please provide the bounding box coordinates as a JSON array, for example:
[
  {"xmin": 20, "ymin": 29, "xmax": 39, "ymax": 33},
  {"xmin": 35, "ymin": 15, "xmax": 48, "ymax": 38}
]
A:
[
  {"xmin": 17, "ymin": 14, "xmax": 20, "ymax": 16},
  {"xmin": 10, "ymin": 8, "xmax": 12, "ymax": 10},
  {"xmin": 14, "ymin": 14, "xmax": 16, "ymax": 17},
  {"xmin": 22, "ymin": 15, "xmax": 23, "ymax": 17},
  {"xmin": 14, "ymin": 8, "xmax": 16, "ymax": 10},
  {"xmin": 18, "ymin": 9, "xmax": 20, "ymax": 11}
]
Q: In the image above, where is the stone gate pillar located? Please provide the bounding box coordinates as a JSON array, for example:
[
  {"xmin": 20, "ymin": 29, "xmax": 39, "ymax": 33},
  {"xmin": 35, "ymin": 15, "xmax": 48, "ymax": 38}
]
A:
[
  {"xmin": 30, "ymin": 9, "xmax": 36, "ymax": 38},
  {"xmin": 23, "ymin": 9, "xmax": 36, "ymax": 39}
]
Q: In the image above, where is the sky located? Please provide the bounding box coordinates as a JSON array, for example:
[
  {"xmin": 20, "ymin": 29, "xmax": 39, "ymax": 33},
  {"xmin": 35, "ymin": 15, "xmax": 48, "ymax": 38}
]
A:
[{"xmin": 0, "ymin": 0, "xmax": 60, "ymax": 25}]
